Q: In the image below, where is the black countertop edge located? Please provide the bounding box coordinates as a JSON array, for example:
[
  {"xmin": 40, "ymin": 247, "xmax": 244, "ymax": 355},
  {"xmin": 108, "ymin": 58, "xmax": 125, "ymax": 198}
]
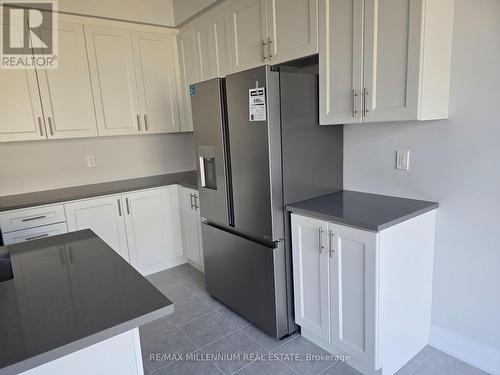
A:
[
  {"xmin": 1, "ymin": 304, "xmax": 174, "ymax": 375},
  {"xmin": 286, "ymin": 190, "xmax": 439, "ymax": 232},
  {"xmin": 0, "ymin": 170, "xmax": 198, "ymax": 213}
]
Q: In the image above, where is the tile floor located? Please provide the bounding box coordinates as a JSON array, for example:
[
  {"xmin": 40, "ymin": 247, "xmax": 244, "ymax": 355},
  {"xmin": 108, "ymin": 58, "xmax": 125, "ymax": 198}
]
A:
[{"xmin": 140, "ymin": 264, "xmax": 488, "ymax": 375}]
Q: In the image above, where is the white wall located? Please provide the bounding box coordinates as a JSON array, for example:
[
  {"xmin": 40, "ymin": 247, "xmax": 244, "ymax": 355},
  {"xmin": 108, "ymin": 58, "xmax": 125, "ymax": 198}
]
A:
[
  {"xmin": 344, "ymin": 0, "xmax": 500, "ymax": 354},
  {"xmin": 172, "ymin": 0, "xmax": 217, "ymax": 25},
  {"xmin": 0, "ymin": 134, "xmax": 196, "ymax": 196},
  {"xmin": 58, "ymin": 0, "xmax": 175, "ymax": 26}
]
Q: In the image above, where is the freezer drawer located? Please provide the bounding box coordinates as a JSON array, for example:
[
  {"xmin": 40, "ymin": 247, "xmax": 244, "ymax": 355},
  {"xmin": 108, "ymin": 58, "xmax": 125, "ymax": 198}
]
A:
[{"xmin": 202, "ymin": 222, "xmax": 289, "ymax": 338}]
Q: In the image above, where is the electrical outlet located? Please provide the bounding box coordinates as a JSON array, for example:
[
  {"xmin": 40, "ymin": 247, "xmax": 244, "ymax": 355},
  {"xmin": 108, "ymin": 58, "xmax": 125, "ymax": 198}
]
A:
[
  {"xmin": 396, "ymin": 150, "xmax": 410, "ymax": 170},
  {"xmin": 86, "ymin": 155, "xmax": 96, "ymax": 168}
]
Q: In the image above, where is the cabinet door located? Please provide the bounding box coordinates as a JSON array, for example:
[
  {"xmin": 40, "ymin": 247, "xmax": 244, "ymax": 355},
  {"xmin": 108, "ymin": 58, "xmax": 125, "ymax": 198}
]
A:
[
  {"xmin": 65, "ymin": 196, "xmax": 130, "ymax": 262},
  {"xmin": 177, "ymin": 25, "xmax": 198, "ymax": 132},
  {"xmin": 210, "ymin": 8, "xmax": 231, "ymax": 77},
  {"xmin": 194, "ymin": 17, "xmax": 214, "ymax": 81},
  {"xmin": 291, "ymin": 214, "xmax": 330, "ymax": 342},
  {"xmin": 0, "ymin": 69, "xmax": 45, "ymax": 142},
  {"xmin": 267, "ymin": 0, "xmax": 318, "ymax": 65},
  {"xmin": 228, "ymin": 0, "xmax": 267, "ymax": 73},
  {"xmin": 85, "ymin": 26, "xmax": 141, "ymax": 136},
  {"xmin": 328, "ymin": 222, "xmax": 378, "ymax": 367},
  {"xmin": 37, "ymin": 22, "xmax": 98, "ymax": 139},
  {"xmin": 123, "ymin": 187, "xmax": 182, "ymax": 274},
  {"xmin": 179, "ymin": 187, "xmax": 203, "ymax": 269},
  {"xmin": 0, "ymin": 16, "xmax": 46, "ymax": 142},
  {"xmin": 363, "ymin": 0, "xmax": 422, "ymax": 122},
  {"xmin": 319, "ymin": 0, "xmax": 363, "ymax": 125},
  {"xmin": 133, "ymin": 32, "xmax": 180, "ymax": 134}
]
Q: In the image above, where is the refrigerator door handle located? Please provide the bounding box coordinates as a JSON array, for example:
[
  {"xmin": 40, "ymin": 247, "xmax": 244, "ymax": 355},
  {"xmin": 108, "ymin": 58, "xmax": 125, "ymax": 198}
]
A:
[{"xmin": 199, "ymin": 156, "xmax": 207, "ymax": 188}]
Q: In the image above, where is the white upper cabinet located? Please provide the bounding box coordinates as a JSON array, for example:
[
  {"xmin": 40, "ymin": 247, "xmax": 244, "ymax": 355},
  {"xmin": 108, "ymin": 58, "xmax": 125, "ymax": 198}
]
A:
[
  {"xmin": 193, "ymin": 17, "xmax": 215, "ymax": 81},
  {"xmin": 319, "ymin": 0, "xmax": 363, "ymax": 125},
  {"xmin": 177, "ymin": 25, "xmax": 198, "ymax": 132},
  {"xmin": 0, "ymin": 69, "xmax": 45, "ymax": 142},
  {"xmin": 210, "ymin": 8, "xmax": 231, "ymax": 78},
  {"xmin": 228, "ymin": 0, "xmax": 268, "ymax": 73},
  {"xmin": 133, "ymin": 32, "xmax": 181, "ymax": 133},
  {"xmin": 38, "ymin": 22, "xmax": 99, "ymax": 139},
  {"xmin": 85, "ymin": 26, "xmax": 142, "ymax": 136},
  {"xmin": 266, "ymin": 0, "xmax": 318, "ymax": 64},
  {"xmin": 320, "ymin": 0, "xmax": 455, "ymax": 125},
  {"xmin": 0, "ymin": 16, "xmax": 45, "ymax": 142}
]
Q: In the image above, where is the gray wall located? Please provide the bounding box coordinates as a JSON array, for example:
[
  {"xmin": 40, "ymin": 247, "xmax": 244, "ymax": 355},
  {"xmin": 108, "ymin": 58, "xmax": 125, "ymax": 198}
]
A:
[
  {"xmin": 343, "ymin": 0, "xmax": 500, "ymax": 350},
  {"xmin": 0, "ymin": 134, "xmax": 196, "ymax": 196}
]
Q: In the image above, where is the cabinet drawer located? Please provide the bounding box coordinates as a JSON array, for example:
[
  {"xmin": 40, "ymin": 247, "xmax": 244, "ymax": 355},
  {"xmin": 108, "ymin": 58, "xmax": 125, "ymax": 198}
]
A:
[
  {"xmin": 2, "ymin": 222, "xmax": 68, "ymax": 245},
  {"xmin": 0, "ymin": 204, "xmax": 66, "ymax": 233}
]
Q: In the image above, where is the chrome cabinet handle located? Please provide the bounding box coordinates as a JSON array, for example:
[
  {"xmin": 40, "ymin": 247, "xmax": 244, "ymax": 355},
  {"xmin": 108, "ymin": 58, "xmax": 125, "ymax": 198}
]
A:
[
  {"xmin": 261, "ymin": 39, "xmax": 268, "ymax": 62},
  {"xmin": 125, "ymin": 198, "xmax": 130, "ymax": 215},
  {"xmin": 117, "ymin": 199, "xmax": 122, "ymax": 216},
  {"xmin": 352, "ymin": 89, "xmax": 359, "ymax": 118},
  {"xmin": 363, "ymin": 88, "xmax": 370, "ymax": 116},
  {"xmin": 37, "ymin": 117, "xmax": 44, "ymax": 136},
  {"xmin": 144, "ymin": 114, "xmax": 149, "ymax": 131},
  {"xmin": 194, "ymin": 195, "xmax": 199, "ymax": 210},
  {"xmin": 318, "ymin": 227, "xmax": 324, "ymax": 254},
  {"xmin": 136, "ymin": 115, "xmax": 141, "ymax": 131},
  {"xmin": 22, "ymin": 215, "xmax": 46, "ymax": 222},
  {"xmin": 47, "ymin": 117, "xmax": 54, "ymax": 136},
  {"xmin": 190, "ymin": 193, "xmax": 195, "ymax": 209},
  {"xmin": 267, "ymin": 37, "xmax": 273, "ymax": 61},
  {"xmin": 25, "ymin": 233, "xmax": 49, "ymax": 241},
  {"xmin": 329, "ymin": 231, "xmax": 335, "ymax": 258}
]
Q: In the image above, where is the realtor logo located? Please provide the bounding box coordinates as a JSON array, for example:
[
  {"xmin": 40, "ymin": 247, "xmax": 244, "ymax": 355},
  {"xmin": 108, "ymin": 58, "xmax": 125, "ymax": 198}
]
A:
[{"xmin": 1, "ymin": 0, "xmax": 58, "ymax": 69}]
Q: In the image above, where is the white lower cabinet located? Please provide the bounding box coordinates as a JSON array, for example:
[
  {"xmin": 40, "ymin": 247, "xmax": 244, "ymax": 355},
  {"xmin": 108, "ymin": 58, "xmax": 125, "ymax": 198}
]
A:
[
  {"xmin": 291, "ymin": 211, "xmax": 437, "ymax": 375},
  {"xmin": 291, "ymin": 215, "xmax": 330, "ymax": 341},
  {"xmin": 178, "ymin": 187, "xmax": 204, "ymax": 271},
  {"xmin": 123, "ymin": 186, "xmax": 183, "ymax": 275},
  {"xmin": 65, "ymin": 195, "xmax": 130, "ymax": 262},
  {"xmin": 64, "ymin": 185, "xmax": 184, "ymax": 276}
]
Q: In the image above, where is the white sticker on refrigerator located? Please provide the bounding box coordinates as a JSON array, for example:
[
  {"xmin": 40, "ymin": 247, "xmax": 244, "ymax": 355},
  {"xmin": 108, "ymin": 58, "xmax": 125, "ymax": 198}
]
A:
[{"xmin": 249, "ymin": 88, "xmax": 266, "ymax": 121}]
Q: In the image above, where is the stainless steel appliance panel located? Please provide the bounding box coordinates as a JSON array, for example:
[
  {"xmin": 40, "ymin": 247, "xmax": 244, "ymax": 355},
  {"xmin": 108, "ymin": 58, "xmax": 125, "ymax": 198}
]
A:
[
  {"xmin": 191, "ymin": 78, "xmax": 232, "ymax": 226},
  {"xmin": 225, "ymin": 67, "xmax": 283, "ymax": 241},
  {"xmin": 202, "ymin": 222, "xmax": 289, "ymax": 338},
  {"xmin": 280, "ymin": 72, "xmax": 343, "ymax": 204}
]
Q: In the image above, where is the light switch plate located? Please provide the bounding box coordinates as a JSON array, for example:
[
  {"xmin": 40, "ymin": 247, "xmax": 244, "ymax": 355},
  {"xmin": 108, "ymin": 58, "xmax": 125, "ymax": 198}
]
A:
[{"xmin": 396, "ymin": 150, "xmax": 410, "ymax": 170}]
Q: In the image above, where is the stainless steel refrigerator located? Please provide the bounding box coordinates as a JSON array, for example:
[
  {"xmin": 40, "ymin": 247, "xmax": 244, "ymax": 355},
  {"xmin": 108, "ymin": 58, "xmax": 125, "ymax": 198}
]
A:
[{"xmin": 191, "ymin": 66, "xmax": 343, "ymax": 339}]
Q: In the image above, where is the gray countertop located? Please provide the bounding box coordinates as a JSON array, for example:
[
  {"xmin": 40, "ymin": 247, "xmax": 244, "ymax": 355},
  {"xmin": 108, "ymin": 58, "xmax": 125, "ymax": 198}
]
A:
[
  {"xmin": 0, "ymin": 230, "xmax": 173, "ymax": 375},
  {"xmin": 286, "ymin": 190, "xmax": 439, "ymax": 232},
  {"xmin": 0, "ymin": 170, "xmax": 198, "ymax": 213}
]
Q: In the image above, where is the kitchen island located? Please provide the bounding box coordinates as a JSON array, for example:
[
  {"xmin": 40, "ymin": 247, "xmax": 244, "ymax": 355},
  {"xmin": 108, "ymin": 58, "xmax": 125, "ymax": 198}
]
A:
[{"xmin": 0, "ymin": 230, "xmax": 173, "ymax": 375}]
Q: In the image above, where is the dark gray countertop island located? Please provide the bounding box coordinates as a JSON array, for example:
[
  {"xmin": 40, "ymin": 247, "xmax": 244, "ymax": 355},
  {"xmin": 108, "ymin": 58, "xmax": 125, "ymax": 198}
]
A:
[
  {"xmin": 0, "ymin": 230, "xmax": 173, "ymax": 375},
  {"xmin": 0, "ymin": 170, "xmax": 198, "ymax": 213},
  {"xmin": 286, "ymin": 190, "xmax": 439, "ymax": 232}
]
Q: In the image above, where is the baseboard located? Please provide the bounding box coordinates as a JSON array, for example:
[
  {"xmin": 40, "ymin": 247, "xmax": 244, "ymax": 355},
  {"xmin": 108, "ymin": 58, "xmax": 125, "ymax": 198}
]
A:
[
  {"xmin": 141, "ymin": 256, "xmax": 187, "ymax": 276},
  {"xmin": 429, "ymin": 325, "xmax": 500, "ymax": 374}
]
